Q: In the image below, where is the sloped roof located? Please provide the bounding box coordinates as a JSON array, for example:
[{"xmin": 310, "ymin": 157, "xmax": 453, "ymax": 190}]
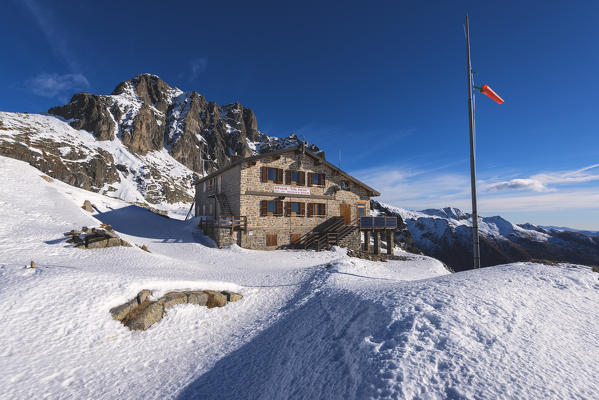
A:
[{"xmin": 196, "ymin": 145, "xmax": 380, "ymax": 196}]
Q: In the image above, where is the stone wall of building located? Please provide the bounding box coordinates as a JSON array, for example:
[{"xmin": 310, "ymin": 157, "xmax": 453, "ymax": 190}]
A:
[
  {"xmin": 239, "ymin": 151, "xmax": 371, "ymax": 249},
  {"xmin": 195, "ymin": 149, "xmax": 376, "ymax": 250}
]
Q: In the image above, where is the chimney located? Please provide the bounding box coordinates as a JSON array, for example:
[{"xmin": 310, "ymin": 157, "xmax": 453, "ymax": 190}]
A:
[{"xmin": 315, "ymin": 150, "xmax": 325, "ymax": 160}]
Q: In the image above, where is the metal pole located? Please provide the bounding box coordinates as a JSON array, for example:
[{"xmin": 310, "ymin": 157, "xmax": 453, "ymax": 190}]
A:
[{"xmin": 465, "ymin": 12, "xmax": 481, "ymax": 269}]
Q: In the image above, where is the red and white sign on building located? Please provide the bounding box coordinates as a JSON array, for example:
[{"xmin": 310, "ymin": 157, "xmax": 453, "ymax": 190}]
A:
[{"xmin": 273, "ymin": 186, "xmax": 310, "ymax": 195}]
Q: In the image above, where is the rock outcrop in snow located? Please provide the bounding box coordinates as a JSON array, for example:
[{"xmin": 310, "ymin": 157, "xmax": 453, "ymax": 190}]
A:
[{"xmin": 372, "ymin": 200, "xmax": 599, "ymax": 271}]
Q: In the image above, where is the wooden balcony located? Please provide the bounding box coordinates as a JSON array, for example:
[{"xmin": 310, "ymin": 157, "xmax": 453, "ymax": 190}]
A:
[
  {"xmin": 359, "ymin": 216, "xmax": 397, "ymax": 230},
  {"xmin": 198, "ymin": 216, "xmax": 247, "ymax": 232}
]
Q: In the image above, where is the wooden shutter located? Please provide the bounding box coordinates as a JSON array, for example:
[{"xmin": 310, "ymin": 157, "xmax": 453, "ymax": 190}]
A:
[
  {"xmin": 319, "ymin": 173, "xmax": 325, "ymax": 186},
  {"xmin": 285, "ymin": 170, "xmax": 291, "ymax": 184},
  {"xmin": 260, "ymin": 200, "xmax": 267, "ymax": 216},
  {"xmin": 299, "ymin": 202, "xmax": 305, "ymax": 216},
  {"xmin": 285, "ymin": 201, "xmax": 291, "ymax": 216},
  {"xmin": 321, "ymin": 203, "xmax": 326, "ymax": 216},
  {"xmin": 276, "ymin": 200, "xmax": 283, "ymax": 216},
  {"xmin": 308, "ymin": 203, "xmax": 314, "ymax": 217},
  {"xmin": 299, "ymin": 171, "xmax": 305, "ymax": 186},
  {"xmin": 290, "ymin": 233, "xmax": 300, "ymax": 244},
  {"xmin": 276, "ymin": 168, "xmax": 283, "ymax": 184},
  {"xmin": 261, "ymin": 166, "xmax": 268, "ymax": 182},
  {"xmin": 307, "ymin": 173, "xmax": 313, "ymax": 186}
]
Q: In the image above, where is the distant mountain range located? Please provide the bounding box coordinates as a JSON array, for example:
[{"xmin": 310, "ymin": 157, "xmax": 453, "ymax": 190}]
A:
[
  {"xmin": 0, "ymin": 73, "xmax": 314, "ymax": 208},
  {"xmin": 372, "ymin": 201, "xmax": 599, "ymax": 271}
]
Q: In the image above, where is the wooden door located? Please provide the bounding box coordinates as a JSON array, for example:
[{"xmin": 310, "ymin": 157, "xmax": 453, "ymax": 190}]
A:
[{"xmin": 340, "ymin": 204, "xmax": 351, "ymax": 224}]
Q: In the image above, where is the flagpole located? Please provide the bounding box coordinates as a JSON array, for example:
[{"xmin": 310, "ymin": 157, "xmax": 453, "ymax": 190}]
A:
[{"xmin": 465, "ymin": 12, "xmax": 481, "ymax": 269}]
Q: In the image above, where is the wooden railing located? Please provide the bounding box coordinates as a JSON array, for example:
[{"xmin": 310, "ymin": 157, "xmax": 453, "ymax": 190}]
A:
[
  {"xmin": 359, "ymin": 216, "xmax": 398, "ymax": 230},
  {"xmin": 198, "ymin": 216, "xmax": 247, "ymax": 232}
]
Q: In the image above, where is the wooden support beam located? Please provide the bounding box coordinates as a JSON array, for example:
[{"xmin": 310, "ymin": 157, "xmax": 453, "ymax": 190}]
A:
[
  {"xmin": 373, "ymin": 231, "xmax": 380, "ymax": 255},
  {"xmin": 386, "ymin": 231, "xmax": 393, "ymax": 255},
  {"xmin": 363, "ymin": 231, "xmax": 370, "ymax": 252}
]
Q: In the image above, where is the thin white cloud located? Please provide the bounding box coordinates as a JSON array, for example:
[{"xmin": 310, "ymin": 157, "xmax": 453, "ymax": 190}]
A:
[
  {"xmin": 351, "ymin": 163, "xmax": 599, "ymax": 214},
  {"xmin": 21, "ymin": 0, "xmax": 79, "ymax": 72},
  {"xmin": 486, "ymin": 178, "xmax": 551, "ymax": 192},
  {"xmin": 487, "ymin": 163, "xmax": 599, "ymax": 192},
  {"xmin": 23, "ymin": 73, "xmax": 89, "ymax": 98}
]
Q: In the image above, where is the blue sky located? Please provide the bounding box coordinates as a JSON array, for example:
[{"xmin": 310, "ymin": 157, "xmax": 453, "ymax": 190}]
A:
[{"xmin": 2, "ymin": 0, "xmax": 598, "ymax": 229}]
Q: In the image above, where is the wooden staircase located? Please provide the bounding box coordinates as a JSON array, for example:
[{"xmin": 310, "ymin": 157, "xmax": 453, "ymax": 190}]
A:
[{"xmin": 300, "ymin": 216, "xmax": 358, "ymax": 251}]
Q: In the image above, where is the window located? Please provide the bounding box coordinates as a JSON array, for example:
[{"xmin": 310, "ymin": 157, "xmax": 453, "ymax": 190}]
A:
[
  {"xmin": 341, "ymin": 180, "xmax": 350, "ymax": 190},
  {"xmin": 285, "ymin": 201, "xmax": 305, "ymax": 216},
  {"xmin": 261, "ymin": 167, "xmax": 283, "ymax": 183},
  {"xmin": 308, "ymin": 203, "xmax": 326, "ymax": 217},
  {"xmin": 267, "ymin": 168, "xmax": 277, "ymax": 181},
  {"xmin": 291, "ymin": 202, "xmax": 300, "ymax": 213},
  {"xmin": 266, "ymin": 234, "xmax": 277, "ymax": 247},
  {"xmin": 260, "ymin": 200, "xmax": 283, "ymax": 216},
  {"xmin": 357, "ymin": 203, "xmax": 366, "ymax": 217},
  {"xmin": 307, "ymin": 173, "xmax": 325, "ymax": 187},
  {"xmin": 315, "ymin": 203, "xmax": 325, "ymax": 216},
  {"xmin": 285, "ymin": 170, "xmax": 305, "ymax": 185}
]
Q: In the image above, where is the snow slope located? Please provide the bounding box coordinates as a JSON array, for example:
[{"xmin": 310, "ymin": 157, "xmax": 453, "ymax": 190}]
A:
[
  {"xmin": 0, "ymin": 111, "xmax": 196, "ymax": 213},
  {"xmin": 1, "ymin": 156, "xmax": 598, "ymax": 399}
]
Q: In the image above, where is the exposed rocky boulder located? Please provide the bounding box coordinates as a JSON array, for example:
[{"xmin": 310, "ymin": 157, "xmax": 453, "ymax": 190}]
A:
[
  {"xmin": 110, "ymin": 289, "xmax": 243, "ymax": 331},
  {"xmin": 82, "ymin": 200, "xmax": 94, "ymax": 212},
  {"xmin": 64, "ymin": 226, "xmax": 132, "ymax": 249}
]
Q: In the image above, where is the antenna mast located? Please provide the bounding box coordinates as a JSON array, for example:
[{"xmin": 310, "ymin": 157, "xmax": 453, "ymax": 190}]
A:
[{"xmin": 465, "ymin": 12, "xmax": 481, "ymax": 269}]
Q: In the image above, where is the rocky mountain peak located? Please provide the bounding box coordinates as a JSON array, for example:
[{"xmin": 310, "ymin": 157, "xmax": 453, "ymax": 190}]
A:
[
  {"xmin": 47, "ymin": 73, "xmax": 299, "ymax": 174},
  {"xmin": 12, "ymin": 73, "xmax": 318, "ymax": 207},
  {"xmin": 112, "ymin": 73, "xmax": 175, "ymax": 113}
]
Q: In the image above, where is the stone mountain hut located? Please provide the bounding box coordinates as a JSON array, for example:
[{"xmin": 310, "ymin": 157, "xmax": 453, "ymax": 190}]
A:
[{"xmin": 195, "ymin": 145, "xmax": 397, "ymax": 253}]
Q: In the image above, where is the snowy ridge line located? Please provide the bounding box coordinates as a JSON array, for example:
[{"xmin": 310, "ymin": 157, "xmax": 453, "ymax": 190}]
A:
[{"xmin": 0, "ymin": 111, "xmax": 196, "ymax": 214}]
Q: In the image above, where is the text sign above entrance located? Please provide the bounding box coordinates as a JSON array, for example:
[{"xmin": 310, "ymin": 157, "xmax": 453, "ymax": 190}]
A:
[{"xmin": 273, "ymin": 185, "xmax": 310, "ymax": 195}]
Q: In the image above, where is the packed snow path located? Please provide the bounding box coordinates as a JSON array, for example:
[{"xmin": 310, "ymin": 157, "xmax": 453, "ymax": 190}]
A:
[{"xmin": 1, "ymin": 156, "xmax": 598, "ymax": 399}]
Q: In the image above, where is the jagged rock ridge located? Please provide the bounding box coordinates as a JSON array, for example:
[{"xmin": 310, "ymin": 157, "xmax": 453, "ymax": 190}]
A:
[
  {"xmin": 0, "ymin": 74, "xmax": 316, "ymax": 208},
  {"xmin": 48, "ymin": 73, "xmax": 312, "ymax": 174}
]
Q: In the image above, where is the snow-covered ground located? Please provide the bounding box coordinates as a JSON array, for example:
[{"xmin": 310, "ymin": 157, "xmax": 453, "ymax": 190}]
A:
[{"xmin": 1, "ymin": 156, "xmax": 598, "ymax": 399}]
